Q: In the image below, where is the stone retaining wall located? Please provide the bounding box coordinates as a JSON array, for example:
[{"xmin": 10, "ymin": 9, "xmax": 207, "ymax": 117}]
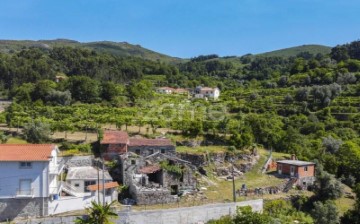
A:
[{"xmin": 0, "ymin": 198, "xmax": 45, "ymax": 222}]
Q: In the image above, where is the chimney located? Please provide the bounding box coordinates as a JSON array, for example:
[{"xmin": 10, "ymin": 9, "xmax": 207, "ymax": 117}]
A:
[{"xmin": 291, "ymin": 154, "xmax": 297, "ymax": 160}]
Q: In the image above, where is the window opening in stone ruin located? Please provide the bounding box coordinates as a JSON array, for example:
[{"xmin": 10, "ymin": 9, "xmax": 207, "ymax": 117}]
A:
[
  {"xmin": 171, "ymin": 185, "xmax": 179, "ymax": 195},
  {"xmin": 148, "ymin": 171, "xmax": 162, "ymax": 184}
]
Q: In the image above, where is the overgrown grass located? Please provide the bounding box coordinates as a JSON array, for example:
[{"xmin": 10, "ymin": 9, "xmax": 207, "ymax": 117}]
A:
[
  {"xmin": 6, "ymin": 137, "xmax": 27, "ymax": 144},
  {"xmin": 176, "ymin": 146, "xmax": 228, "ymax": 154},
  {"xmin": 204, "ymin": 148, "xmax": 286, "ymax": 202}
]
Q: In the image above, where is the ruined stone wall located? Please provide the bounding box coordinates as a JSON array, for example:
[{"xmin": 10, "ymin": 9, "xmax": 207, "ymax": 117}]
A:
[
  {"xmin": 131, "ymin": 187, "xmax": 178, "ymax": 205},
  {"xmin": 59, "ymin": 155, "xmax": 94, "ymax": 167},
  {"xmin": 0, "ymin": 198, "xmax": 45, "ymax": 222},
  {"xmin": 128, "ymin": 145, "xmax": 175, "ymax": 157},
  {"xmin": 162, "ymin": 169, "xmax": 195, "ymax": 189},
  {"xmin": 177, "ymin": 153, "xmax": 206, "ymax": 167}
]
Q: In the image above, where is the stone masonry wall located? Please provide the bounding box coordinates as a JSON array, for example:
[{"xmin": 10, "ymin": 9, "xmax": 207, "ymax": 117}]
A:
[
  {"xmin": 59, "ymin": 155, "xmax": 94, "ymax": 167},
  {"xmin": 128, "ymin": 146, "xmax": 175, "ymax": 157},
  {"xmin": 132, "ymin": 188, "xmax": 178, "ymax": 205},
  {"xmin": 0, "ymin": 198, "xmax": 45, "ymax": 222}
]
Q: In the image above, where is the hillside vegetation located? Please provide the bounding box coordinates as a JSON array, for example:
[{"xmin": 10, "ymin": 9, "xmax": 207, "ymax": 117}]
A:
[
  {"xmin": 0, "ymin": 39, "xmax": 181, "ymax": 63},
  {"xmin": 259, "ymin": 44, "xmax": 332, "ymax": 57}
]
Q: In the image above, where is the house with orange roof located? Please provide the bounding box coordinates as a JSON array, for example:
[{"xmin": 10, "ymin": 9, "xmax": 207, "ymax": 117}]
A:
[
  {"xmin": 0, "ymin": 144, "xmax": 64, "ymax": 221},
  {"xmin": 0, "ymin": 144, "xmax": 119, "ymax": 220},
  {"xmin": 101, "ymin": 130, "xmax": 129, "ymax": 159}
]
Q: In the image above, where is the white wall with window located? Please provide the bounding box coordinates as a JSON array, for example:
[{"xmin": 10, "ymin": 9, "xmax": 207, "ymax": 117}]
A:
[{"xmin": 0, "ymin": 161, "xmax": 48, "ymax": 198}]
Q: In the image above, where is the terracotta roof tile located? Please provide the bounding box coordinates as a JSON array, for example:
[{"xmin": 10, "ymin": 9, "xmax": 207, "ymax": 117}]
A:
[
  {"xmin": 101, "ymin": 130, "xmax": 129, "ymax": 144},
  {"xmin": 87, "ymin": 181, "xmax": 119, "ymax": 191},
  {"xmin": 129, "ymin": 138, "xmax": 173, "ymax": 147},
  {"xmin": 139, "ymin": 164, "xmax": 161, "ymax": 174},
  {"xmin": 0, "ymin": 144, "xmax": 56, "ymax": 161},
  {"xmin": 174, "ymin": 88, "xmax": 189, "ymax": 93}
]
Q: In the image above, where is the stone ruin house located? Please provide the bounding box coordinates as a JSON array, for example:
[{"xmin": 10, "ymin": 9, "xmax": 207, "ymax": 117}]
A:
[
  {"xmin": 100, "ymin": 130, "xmax": 195, "ymax": 205},
  {"xmin": 128, "ymin": 138, "xmax": 175, "ymax": 157},
  {"xmin": 101, "ymin": 130, "xmax": 175, "ymax": 159},
  {"xmin": 120, "ymin": 152, "xmax": 196, "ymax": 205}
]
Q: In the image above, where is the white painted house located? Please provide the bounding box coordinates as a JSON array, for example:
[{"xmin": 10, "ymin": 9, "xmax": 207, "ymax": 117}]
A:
[
  {"xmin": 194, "ymin": 86, "xmax": 220, "ymax": 100},
  {"xmin": 156, "ymin": 87, "xmax": 174, "ymax": 94},
  {"xmin": 0, "ymin": 145, "xmax": 119, "ymax": 221},
  {"xmin": 0, "ymin": 144, "xmax": 64, "ymax": 221},
  {"xmin": 49, "ymin": 166, "xmax": 118, "ymax": 215}
]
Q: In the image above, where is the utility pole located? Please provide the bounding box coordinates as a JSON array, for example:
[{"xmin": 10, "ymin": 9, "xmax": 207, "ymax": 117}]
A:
[
  {"xmin": 97, "ymin": 159, "xmax": 100, "ymax": 204},
  {"xmin": 232, "ymin": 161, "xmax": 236, "ymax": 203},
  {"xmin": 102, "ymin": 156, "xmax": 106, "ymax": 205}
]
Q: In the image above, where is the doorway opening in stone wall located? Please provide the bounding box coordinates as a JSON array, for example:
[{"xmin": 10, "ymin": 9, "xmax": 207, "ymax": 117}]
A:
[
  {"xmin": 171, "ymin": 185, "xmax": 179, "ymax": 195},
  {"xmin": 148, "ymin": 171, "xmax": 162, "ymax": 184}
]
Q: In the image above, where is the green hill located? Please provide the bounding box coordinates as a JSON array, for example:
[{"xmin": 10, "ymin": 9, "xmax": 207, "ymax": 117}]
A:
[
  {"xmin": 259, "ymin": 44, "xmax": 332, "ymax": 57},
  {"xmin": 0, "ymin": 39, "xmax": 182, "ymax": 63}
]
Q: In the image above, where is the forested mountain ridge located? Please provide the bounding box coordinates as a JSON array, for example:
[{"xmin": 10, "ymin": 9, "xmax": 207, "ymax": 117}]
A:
[
  {"xmin": 259, "ymin": 44, "xmax": 332, "ymax": 57},
  {"xmin": 0, "ymin": 39, "xmax": 182, "ymax": 63}
]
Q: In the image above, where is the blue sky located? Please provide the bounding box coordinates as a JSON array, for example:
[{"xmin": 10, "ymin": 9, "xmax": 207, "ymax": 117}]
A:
[{"xmin": 0, "ymin": 0, "xmax": 360, "ymax": 58}]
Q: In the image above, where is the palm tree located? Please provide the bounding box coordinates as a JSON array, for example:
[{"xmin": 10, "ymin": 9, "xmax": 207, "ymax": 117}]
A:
[{"xmin": 75, "ymin": 201, "xmax": 118, "ymax": 224}]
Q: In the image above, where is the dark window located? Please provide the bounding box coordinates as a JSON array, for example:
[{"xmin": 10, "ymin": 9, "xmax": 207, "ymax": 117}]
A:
[
  {"xmin": 74, "ymin": 183, "xmax": 80, "ymax": 187},
  {"xmin": 161, "ymin": 149, "xmax": 165, "ymax": 154},
  {"xmin": 84, "ymin": 181, "xmax": 96, "ymax": 192},
  {"xmin": 19, "ymin": 162, "xmax": 32, "ymax": 169},
  {"xmin": 304, "ymin": 166, "xmax": 308, "ymax": 172},
  {"xmin": 170, "ymin": 185, "xmax": 179, "ymax": 195}
]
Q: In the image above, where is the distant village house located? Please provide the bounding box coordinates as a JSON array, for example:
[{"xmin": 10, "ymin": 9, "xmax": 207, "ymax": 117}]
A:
[
  {"xmin": 193, "ymin": 86, "xmax": 220, "ymax": 100},
  {"xmin": 276, "ymin": 155, "xmax": 316, "ymax": 188}
]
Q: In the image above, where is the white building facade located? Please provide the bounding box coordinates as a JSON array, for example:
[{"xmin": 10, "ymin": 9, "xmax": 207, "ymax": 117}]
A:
[
  {"xmin": 0, "ymin": 144, "xmax": 64, "ymax": 221},
  {"xmin": 49, "ymin": 166, "xmax": 118, "ymax": 215},
  {"xmin": 194, "ymin": 86, "xmax": 220, "ymax": 100}
]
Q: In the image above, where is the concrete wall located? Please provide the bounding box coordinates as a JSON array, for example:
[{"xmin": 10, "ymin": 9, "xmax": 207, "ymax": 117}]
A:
[
  {"xmin": 13, "ymin": 199, "xmax": 263, "ymax": 224},
  {"xmin": 118, "ymin": 200, "xmax": 263, "ymax": 224},
  {"xmin": 49, "ymin": 193, "xmax": 117, "ymax": 215},
  {"xmin": 0, "ymin": 161, "xmax": 49, "ymax": 198}
]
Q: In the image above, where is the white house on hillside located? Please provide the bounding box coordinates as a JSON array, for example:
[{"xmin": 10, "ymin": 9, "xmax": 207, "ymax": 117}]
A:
[
  {"xmin": 194, "ymin": 86, "xmax": 220, "ymax": 100},
  {"xmin": 156, "ymin": 87, "xmax": 174, "ymax": 94},
  {"xmin": 49, "ymin": 166, "xmax": 118, "ymax": 215},
  {"xmin": 0, "ymin": 144, "xmax": 64, "ymax": 221}
]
